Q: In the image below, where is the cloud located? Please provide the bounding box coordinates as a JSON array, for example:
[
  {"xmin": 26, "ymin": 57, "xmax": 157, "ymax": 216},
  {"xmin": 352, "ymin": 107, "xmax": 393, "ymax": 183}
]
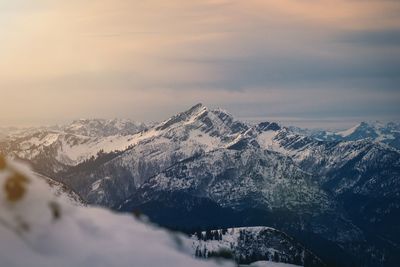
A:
[
  {"xmin": 339, "ymin": 29, "xmax": 400, "ymax": 46},
  {"xmin": 0, "ymin": 0, "xmax": 399, "ymax": 127}
]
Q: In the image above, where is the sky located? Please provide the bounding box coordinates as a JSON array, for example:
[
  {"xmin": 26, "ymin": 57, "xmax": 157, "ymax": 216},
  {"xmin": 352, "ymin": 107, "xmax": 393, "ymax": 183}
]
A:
[{"xmin": 0, "ymin": 0, "xmax": 399, "ymax": 129}]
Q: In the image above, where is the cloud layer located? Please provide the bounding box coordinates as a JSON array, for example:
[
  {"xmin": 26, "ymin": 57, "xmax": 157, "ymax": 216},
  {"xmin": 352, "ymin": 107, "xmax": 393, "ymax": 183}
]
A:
[{"xmin": 0, "ymin": 0, "xmax": 399, "ymax": 128}]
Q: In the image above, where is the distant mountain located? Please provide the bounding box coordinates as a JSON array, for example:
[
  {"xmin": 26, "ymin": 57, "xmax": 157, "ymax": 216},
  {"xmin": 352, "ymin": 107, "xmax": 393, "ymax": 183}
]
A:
[
  {"xmin": 2, "ymin": 104, "xmax": 399, "ymax": 267},
  {"xmin": 63, "ymin": 118, "xmax": 147, "ymax": 137},
  {"xmin": 290, "ymin": 121, "xmax": 400, "ymax": 150},
  {"xmin": 0, "ymin": 119, "xmax": 148, "ymax": 174}
]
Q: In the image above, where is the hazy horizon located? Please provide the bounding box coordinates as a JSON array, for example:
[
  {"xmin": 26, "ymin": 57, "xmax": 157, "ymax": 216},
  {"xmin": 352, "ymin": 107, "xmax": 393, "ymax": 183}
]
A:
[{"xmin": 1, "ymin": 102, "xmax": 399, "ymax": 130}]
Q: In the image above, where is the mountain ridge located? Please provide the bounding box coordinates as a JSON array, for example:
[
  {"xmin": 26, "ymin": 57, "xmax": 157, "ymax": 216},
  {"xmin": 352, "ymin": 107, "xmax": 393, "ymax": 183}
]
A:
[{"xmin": 1, "ymin": 104, "xmax": 399, "ymax": 266}]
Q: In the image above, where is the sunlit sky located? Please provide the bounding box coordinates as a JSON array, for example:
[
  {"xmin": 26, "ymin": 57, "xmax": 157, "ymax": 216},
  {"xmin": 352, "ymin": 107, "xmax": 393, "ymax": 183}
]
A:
[{"xmin": 1, "ymin": 0, "xmax": 399, "ymax": 129}]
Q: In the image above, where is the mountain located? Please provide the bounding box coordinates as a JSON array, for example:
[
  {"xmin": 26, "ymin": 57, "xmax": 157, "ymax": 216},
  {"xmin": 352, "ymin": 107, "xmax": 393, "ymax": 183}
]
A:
[
  {"xmin": 0, "ymin": 156, "xmax": 236, "ymax": 267},
  {"xmin": 58, "ymin": 103, "xmax": 249, "ymax": 206},
  {"xmin": 238, "ymin": 124, "xmax": 400, "ymax": 265},
  {"xmin": 2, "ymin": 104, "xmax": 399, "ymax": 267},
  {"xmin": 336, "ymin": 122, "xmax": 400, "ymax": 145},
  {"xmin": 117, "ymin": 140, "xmax": 380, "ymax": 266},
  {"xmin": 120, "ymin": 147, "xmax": 358, "ymax": 243},
  {"xmin": 0, "ymin": 119, "xmax": 148, "ymax": 174},
  {"xmin": 291, "ymin": 121, "xmax": 400, "ymax": 150},
  {"xmin": 112, "ymin": 107, "xmax": 399, "ymax": 266},
  {"xmin": 189, "ymin": 227, "xmax": 324, "ymax": 266}
]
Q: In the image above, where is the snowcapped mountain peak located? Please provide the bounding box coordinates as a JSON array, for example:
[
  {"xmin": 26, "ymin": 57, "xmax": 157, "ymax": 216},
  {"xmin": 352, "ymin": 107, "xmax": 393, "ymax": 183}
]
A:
[
  {"xmin": 189, "ymin": 102, "xmax": 206, "ymax": 112},
  {"xmin": 337, "ymin": 123, "xmax": 362, "ymax": 138},
  {"xmin": 336, "ymin": 121, "xmax": 399, "ymax": 144},
  {"xmin": 179, "ymin": 103, "xmax": 208, "ymax": 121},
  {"xmin": 154, "ymin": 103, "xmax": 248, "ymax": 137},
  {"xmin": 337, "ymin": 121, "xmax": 391, "ymax": 138},
  {"xmin": 155, "ymin": 103, "xmax": 207, "ymax": 131}
]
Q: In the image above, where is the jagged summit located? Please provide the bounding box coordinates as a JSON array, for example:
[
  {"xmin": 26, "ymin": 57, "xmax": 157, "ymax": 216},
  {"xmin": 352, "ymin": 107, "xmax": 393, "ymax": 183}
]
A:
[
  {"xmin": 155, "ymin": 103, "xmax": 208, "ymax": 131},
  {"xmin": 179, "ymin": 103, "xmax": 207, "ymax": 119},
  {"xmin": 189, "ymin": 102, "xmax": 206, "ymax": 111},
  {"xmin": 154, "ymin": 103, "xmax": 248, "ymax": 137}
]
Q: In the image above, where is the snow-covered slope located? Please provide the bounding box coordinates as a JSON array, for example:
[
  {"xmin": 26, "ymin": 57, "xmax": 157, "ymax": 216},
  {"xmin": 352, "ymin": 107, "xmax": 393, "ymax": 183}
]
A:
[{"xmin": 0, "ymin": 156, "xmax": 233, "ymax": 267}]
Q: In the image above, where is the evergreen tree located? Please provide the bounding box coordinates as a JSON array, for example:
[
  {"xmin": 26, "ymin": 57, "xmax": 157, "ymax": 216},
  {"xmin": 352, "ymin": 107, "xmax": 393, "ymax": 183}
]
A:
[
  {"xmin": 213, "ymin": 230, "xmax": 219, "ymax": 240},
  {"xmin": 274, "ymin": 252, "xmax": 280, "ymax": 262},
  {"xmin": 196, "ymin": 230, "xmax": 202, "ymax": 240},
  {"xmin": 205, "ymin": 229, "xmax": 212, "ymax": 240},
  {"xmin": 294, "ymin": 253, "xmax": 303, "ymax": 265}
]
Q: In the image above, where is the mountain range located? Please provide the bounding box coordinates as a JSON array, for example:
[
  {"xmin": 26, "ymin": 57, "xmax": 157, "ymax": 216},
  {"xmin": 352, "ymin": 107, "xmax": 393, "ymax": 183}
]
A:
[
  {"xmin": 1, "ymin": 104, "xmax": 399, "ymax": 267},
  {"xmin": 290, "ymin": 121, "xmax": 400, "ymax": 149}
]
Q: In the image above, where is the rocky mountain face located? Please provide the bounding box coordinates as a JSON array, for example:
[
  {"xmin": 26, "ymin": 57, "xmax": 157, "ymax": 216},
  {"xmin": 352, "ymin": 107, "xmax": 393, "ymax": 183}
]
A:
[
  {"xmin": 236, "ymin": 125, "xmax": 400, "ymax": 260},
  {"xmin": 1, "ymin": 104, "xmax": 399, "ymax": 267}
]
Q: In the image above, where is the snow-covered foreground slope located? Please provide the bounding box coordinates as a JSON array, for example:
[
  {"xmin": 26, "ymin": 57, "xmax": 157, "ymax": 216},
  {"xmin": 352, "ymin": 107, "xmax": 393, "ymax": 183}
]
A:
[{"xmin": 0, "ymin": 156, "xmax": 233, "ymax": 267}]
